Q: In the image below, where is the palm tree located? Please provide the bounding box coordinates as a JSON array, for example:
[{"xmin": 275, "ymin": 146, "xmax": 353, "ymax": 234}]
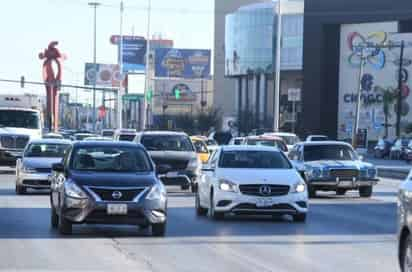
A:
[{"xmin": 378, "ymin": 87, "xmax": 397, "ymax": 137}]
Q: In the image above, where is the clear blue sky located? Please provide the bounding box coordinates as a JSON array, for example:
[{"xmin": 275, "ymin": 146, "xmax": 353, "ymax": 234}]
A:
[{"xmin": 0, "ymin": 0, "xmax": 214, "ymax": 98}]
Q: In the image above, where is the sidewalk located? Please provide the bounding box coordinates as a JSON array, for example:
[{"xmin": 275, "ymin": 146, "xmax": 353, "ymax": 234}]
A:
[{"xmin": 365, "ymin": 157, "xmax": 411, "ymax": 180}]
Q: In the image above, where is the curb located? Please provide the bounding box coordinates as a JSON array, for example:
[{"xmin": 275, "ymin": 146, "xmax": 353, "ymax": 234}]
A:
[{"xmin": 378, "ymin": 167, "xmax": 409, "ymax": 180}]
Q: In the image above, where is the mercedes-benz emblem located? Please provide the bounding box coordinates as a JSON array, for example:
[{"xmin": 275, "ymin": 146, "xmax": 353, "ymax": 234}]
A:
[
  {"xmin": 112, "ymin": 191, "xmax": 122, "ymax": 200},
  {"xmin": 259, "ymin": 185, "xmax": 272, "ymax": 196}
]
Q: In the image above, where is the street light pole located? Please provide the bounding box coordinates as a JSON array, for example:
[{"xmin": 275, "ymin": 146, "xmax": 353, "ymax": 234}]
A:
[
  {"xmin": 273, "ymin": 0, "xmax": 282, "ymax": 132},
  {"xmin": 396, "ymin": 40, "xmax": 405, "ymax": 137},
  {"xmin": 143, "ymin": 0, "xmax": 152, "ymax": 129},
  {"xmin": 352, "ymin": 47, "xmax": 366, "ymax": 148},
  {"xmin": 88, "ymin": 2, "xmax": 100, "ymax": 132},
  {"xmin": 118, "ymin": 0, "xmax": 124, "ymax": 129}
]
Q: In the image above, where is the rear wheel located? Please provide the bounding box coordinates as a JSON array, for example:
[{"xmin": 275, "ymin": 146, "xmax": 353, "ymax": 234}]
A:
[
  {"xmin": 152, "ymin": 222, "xmax": 166, "ymax": 237},
  {"xmin": 401, "ymin": 233, "xmax": 412, "ymax": 272},
  {"xmin": 58, "ymin": 213, "xmax": 72, "ymax": 235},
  {"xmin": 359, "ymin": 186, "xmax": 373, "ymax": 198},
  {"xmin": 308, "ymin": 186, "xmax": 317, "ymax": 198},
  {"xmin": 336, "ymin": 188, "xmax": 347, "ymax": 196},
  {"xmin": 209, "ymin": 192, "xmax": 224, "ymax": 220},
  {"xmin": 195, "ymin": 191, "xmax": 208, "ymax": 216},
  {"xmin": 293, "ymin": 213, "xmax": 307, "ymax": 223}
]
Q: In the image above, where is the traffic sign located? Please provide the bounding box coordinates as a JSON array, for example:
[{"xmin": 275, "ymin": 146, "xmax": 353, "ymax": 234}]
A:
[{"xmin": 122, "ymin": 94, "xmax": 143, "ymax": 102}]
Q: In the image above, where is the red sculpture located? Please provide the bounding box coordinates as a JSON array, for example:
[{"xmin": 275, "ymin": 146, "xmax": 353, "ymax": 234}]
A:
[{"xmin": 39, "ymin": 41, "xmax": 65, "ymax": 132}]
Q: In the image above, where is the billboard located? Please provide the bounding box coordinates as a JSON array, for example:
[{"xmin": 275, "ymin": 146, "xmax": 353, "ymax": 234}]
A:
[
  {"xmin": 337, "ymin": 22, "xmax": 412, "ymax": 140},
  {"xmin": 84, "ymin": 63, "xmax": 124, "ymax": 87},
  {"xmin": 154, "ymin": 48, "xmax": 211, "ymax": 78},
  {"xmin": 119, "ymin": 37, "xmax": 147, "ymax": 72}
]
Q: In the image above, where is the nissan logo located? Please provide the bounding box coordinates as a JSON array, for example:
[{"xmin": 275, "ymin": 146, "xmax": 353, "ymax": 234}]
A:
[
  {"xmin": 259, "ymin": 185, "xmax": 272, "ymax": 196},
  {"xmin": 112, "ymin": 191, "xmax": 123, "ymax": 200}
]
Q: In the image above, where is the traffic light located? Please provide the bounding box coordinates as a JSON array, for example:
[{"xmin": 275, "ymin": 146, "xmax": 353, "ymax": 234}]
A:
[
  {"xmin": 174, "ymin": 88, "xmax": 181, "ymax": 100},
  {"xmin": 146, "ymin": 89, "xmax": 153, "ymax": 101},
  {"xmin": 20, "ymin": 76, "xmax": 25, "ymax": 88}
]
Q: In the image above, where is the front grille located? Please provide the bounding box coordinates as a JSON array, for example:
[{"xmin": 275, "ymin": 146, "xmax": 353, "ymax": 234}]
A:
[
  {"xmin": 330, "ymin": 169, "xmax": 359, "ymax": 180},
  {"xmin": 233, "ymin": 203, "xmax": 296, "ymax": 211},
  {"xmin": 35, "ymin": 168, "xmax": 51, "ymax": 173},
  {"xmin": 239, "ymin": 184, "xmax": 290, "ymax": 197},
  {"xmin": 88, "ymin": 187, "xmax": 146, "ymax": 202},
  {"xmin": 0, "ymin": 135, "xmax": 29, "ymax": 149},
  {"xmin": 152, "ymin": 158, "xmax": 188, "ymax": 171},
  {"xmin": 23, "ymin": 180, "xmax": 50, "ymax": 186}
]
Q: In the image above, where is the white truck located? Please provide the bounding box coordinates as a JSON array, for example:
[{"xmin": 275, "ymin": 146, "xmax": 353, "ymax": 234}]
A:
[{"xmin": 0, "ymin": 94, "xmax": 43, "ymax": 165}]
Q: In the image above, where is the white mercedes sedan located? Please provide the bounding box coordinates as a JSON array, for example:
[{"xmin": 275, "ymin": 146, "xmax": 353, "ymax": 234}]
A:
[
  {"xmin": 15, "ymin": 139, "xmax": 71, "ymax": 194},
  {"xmin": 196, "ymin": 145, "xmax": 308, "ymax": 222}
]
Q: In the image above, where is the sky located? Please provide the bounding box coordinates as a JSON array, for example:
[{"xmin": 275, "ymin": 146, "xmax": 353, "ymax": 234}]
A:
[{"xmin": 0, "ymin": 0, "xmax": 214, "ymax": 101}]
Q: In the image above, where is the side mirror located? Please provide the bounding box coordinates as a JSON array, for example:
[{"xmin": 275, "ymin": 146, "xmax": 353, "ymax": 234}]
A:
[
  {"xmin": 156, "ymin": 164, "xmax": 171, "ymax": 175},
  {"xmin": 52, "ymin": 163, "xmax": 64, "ymax": 172}
]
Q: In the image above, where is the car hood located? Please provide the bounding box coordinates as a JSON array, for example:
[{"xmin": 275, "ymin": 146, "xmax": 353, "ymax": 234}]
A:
[
  {"xmin": 69, "ymin": 171, "xmax": 157, "ymax": 187},
  {"xmin": 22, "ymin": 157, "xmax": 62, "ymax": 169},
  {"xmin": 0, "ymin": 127, "xmax": 41, "ymax": 139},
  {"xmin": 148, "ymin": 151, "xmax": 197, "ymax": 161},
  {"xmin": 215, "ymin": 168, "xmax": 302, "ymax": 186},
  {"xmin": 304, "ymin": 160, "xmax": 374, "ymax": 169}
]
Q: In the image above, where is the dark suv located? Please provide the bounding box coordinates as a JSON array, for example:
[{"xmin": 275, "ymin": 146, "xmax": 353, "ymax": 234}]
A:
[
  {"xmin": 135, "ymin": 131, "xmax": 201, "ymax": 192},
  {"xmin": 50, "ymin": 141, "xmax": 168, "ymax": 236}
]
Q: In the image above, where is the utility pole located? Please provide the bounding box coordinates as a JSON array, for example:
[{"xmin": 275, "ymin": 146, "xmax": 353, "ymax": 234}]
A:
[
  {"xmin": 273, "ymin": 0, "xmax": 282, "ymax": 132},
  {"xmin": 118, "ymin": 0, "xmax": 124, "ymax": 129},
  {"xmin": 396, "ymin": 40, "xmax": 405, "ymax": 137},
  {"xmin": 88, "ymin": 1, "xmax": 100, "ymax": 132},
  {"xmin": 143, "ymin": 0, "xmax": 152, "ymax": 129},
  {"xmin": 352, "ymin": 47, "xmax": 366, "ymax": 148}
]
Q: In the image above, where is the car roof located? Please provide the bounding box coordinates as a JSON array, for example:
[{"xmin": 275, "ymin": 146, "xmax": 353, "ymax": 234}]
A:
[
  {"xmin": 221, "ymin": 145, "xmax": 281, "ymax": 152},
  {"xmin": 142, "ymin": 130, "xmax": 188, "ymax": 136},
  {"xmin": 299, "ymin": 141, "xmax": 352, "ymax": 147},
  {"xmin": 190, "ymin": 136, "xmax": 205, "ymax": 141},
  {"xmin": 246, "ymin": 135, "xmax": 284, "ymax": 141},
  {"xmin": 115, "ymin": 129, "xmax": 137, "ymax": 134},
  {"xmin": 264, "ymin": 132, "xmax": 297, "ymax": 137},
  {"xmin": 73, "ymin": 141, "xmax": 144, "ymax": 149},
  {"xmin": 307, "ymin": 135, "xmax": 328, "ymax": 138},
  {"xmin": 29, "ymin": 139, "xmax": 72, "ymax": 145}
]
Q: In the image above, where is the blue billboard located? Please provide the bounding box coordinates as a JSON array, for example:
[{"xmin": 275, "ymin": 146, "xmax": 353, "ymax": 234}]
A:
[
  {"xmin": 154, "ymin": 48, "xmax": 211, "ymax": 79},
  {"xmin": 118, "ymin": 37, "xmax": 147, "ymax": 72}
]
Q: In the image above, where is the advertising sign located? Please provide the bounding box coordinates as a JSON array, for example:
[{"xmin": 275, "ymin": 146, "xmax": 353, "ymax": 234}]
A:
[
  {"xmin": 154, "ymin": 48, "xmax": 211, "ymax": 78},
  {"xmin": 118, "ymin": 37, "xmax": 147, "ymax": 72},
  {"xmin": 84, "ymin": 63, "xmax": 124, "ymax": 87}
]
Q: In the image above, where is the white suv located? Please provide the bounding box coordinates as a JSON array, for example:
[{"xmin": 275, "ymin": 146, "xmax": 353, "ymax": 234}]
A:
[{"xmin": 196, "ymin": 145, "xmax": 308, "ymax": 222}]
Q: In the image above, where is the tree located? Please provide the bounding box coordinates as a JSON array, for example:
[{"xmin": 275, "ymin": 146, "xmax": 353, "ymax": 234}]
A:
[
  {"xmin": 377, "ymin": 86, "xmax": 397, "ymax": 137},
  {"xmin": 197, "ymin": 108, "xmax": 222, "ymax": 135}
]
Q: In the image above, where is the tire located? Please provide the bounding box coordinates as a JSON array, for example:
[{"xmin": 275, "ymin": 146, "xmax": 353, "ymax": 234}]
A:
[
  {"xmin": 15, "ymin": 184, "xmax": 26, "ymax": 195},
  {"xmin": 50, "ymin": 206, "xmax": 58, "ymax": 229},
  {"xmin": 195, "ymin": 191, "xmax": 208, "ymax": 216},
  {"xmin": 401, "ymin": 233, "xmax": 412, "ymax": 272},
  {"xmin": 208, "ymin": 192, "xmax": 224, "ymax": 220},
  {"xmin": 58, "ymin": 213, "xmax": 72, "ymax": 235},
  {"xmin": 359, "ymin": 186, "xmax": 373, "ymax": 198},
  {"xmin": 308, "ymin": 186, "xmax": 317, "ymax": 198},
  {"xmin": 181, "ymin": 184, "xmax": 190, "ymax": 191},
  {"xmin": 152, "ymin": 222, "xmax": 166, "ymax": 237},
  {"xmin": 336, "ymin": 188, "xmax": 346, "ymax": 196},
  {"xmin": 293, "ymin": 213, "xmax": 307, "ymax": 223},
  {"xmin": 191, "ymin": 183, "xmax": 197, "ymax": 193}
]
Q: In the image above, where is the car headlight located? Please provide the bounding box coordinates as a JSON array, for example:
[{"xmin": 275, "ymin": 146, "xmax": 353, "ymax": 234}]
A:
[
  {"xmin": 146, "ymin": 183, "xmax": 167, "ymax": 200},
  {"xmin": 307, "ymin": 167, "xmax": 322, "ymax": 179},
  {"xmin": 218, "ymin": 179, "xmax": 238, "ymax": 192},
  {"xmin": 64, "ymin": 181, "xmax": 88, "ymax": 199},
  {"xmin": 22, "ymin": 166, "xmax": 37, "ymax": 174},
  {"xmin": 291, "ymin": 181, "xmax": 306, "ymax": 193}
]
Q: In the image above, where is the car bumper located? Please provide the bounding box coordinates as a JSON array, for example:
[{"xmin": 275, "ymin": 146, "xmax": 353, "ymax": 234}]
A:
[
  {"xmin": 0, "ymin": 149, "xmax": 23, "ymax": 165},
  {"xmin": 213, "ymin": 190, "xmax": 308, "ymax": 215},
  {"xmin": 309, "ymin": 178, "xmax": 379, "ymax": 190},
  {"xmin": 61, "ymin": 194, "xmax": 167, "ymax": 226},
  {"xmin": 17, "ymin": 172, "xmax": 51, "ymax": 189}
]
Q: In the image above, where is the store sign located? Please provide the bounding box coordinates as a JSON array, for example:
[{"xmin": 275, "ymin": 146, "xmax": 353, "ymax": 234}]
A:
[{"xmin": 84, "ymin": 63, "xmax": 125, "ymax": 87}]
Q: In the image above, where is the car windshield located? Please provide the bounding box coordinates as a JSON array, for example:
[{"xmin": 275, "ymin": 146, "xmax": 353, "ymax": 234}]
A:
[
  {"xmin": 219, "ymin": 150, "xmax": 291, "ymax": 169},
  {"xmin": 233, "ymin": 139, "xmax": 243, "ymax": 145},
  {"xmin": 246, "ymin": 139, "xmax": 287, "ymax": 152},
  {"xmin": 118, "ymin": 134, "xmax": 136, "ymax": 141},
  {"xmin": 25, "ymin": 143, "xmax": 70, "ymax": 158},
  {"xmin": 279, "ymin": 135, "xmax": 299, "ymax": 145},
  {"xmin": 193, "ymin": 140, "xmax": 208, "ymax": 153},
  {"xmin": 304, "ymin": 145, "xmax": 357, "ymax": 161},
  {"xmin": 71, "ymin": 146, "xmax": 151, "ymax": 172},
  {"xmin": 0, "ymin": 110, "xmax": 39, "ymax": 129},
  {"xmin": 141, "ymin": 135, "xmax": 194, "ymax": 151}
]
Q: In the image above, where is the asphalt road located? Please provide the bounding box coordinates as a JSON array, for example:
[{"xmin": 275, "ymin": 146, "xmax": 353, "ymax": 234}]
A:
[{"xmin": 0, "ymin": 171, "xmax": 400, "ymax": 272}]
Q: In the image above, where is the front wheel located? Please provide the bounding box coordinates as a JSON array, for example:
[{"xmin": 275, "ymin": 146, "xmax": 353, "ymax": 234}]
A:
[
  {"xmin": 401, "ymin": 233, "xmax": 412, "ymax": 272},
  {"xmin": 152, "ymin": 222, "xmax": 167, "ymax": 237},
  {"xmin": 308, "ymin": 186, "xmax": 317, "ymax": 198},
  {"xmin": 15, "ymin": 184, "xmax": 26, "ymax": 195},
  {"xmin": 50, "ymin": 206, "xmax": 58, "ymax": 229},
  {"xmin": 359, "ymin": 186, "xmax": 373, "ymax": 198},
  {"xmin": 58, "ymin": 214, "xmax": 72, "ymax": 235},
  {"xmin": 195, "ymin": 191, "xmax": 208, "ymax": 216},
  {"xmin": 208, "ymin": 193, "xmax": 224, "ymax": 220}
]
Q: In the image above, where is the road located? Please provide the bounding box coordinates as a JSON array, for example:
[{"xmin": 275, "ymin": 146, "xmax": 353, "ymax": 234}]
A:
[{"xmin": 0, "ymin": 171, "xmax": 400, "ymax": 272}]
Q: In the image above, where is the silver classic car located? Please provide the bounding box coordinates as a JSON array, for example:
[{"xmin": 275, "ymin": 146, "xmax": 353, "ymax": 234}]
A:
[{"xmin": 288, "ymin": 141, "xmax": 378, "ymax": 198}]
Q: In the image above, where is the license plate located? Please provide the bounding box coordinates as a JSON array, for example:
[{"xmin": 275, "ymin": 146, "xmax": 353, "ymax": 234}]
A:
[
  {"xmin": 256, "ymin": 199, "xmax": 275, "ymax": 208},
  {"xmin": 339, "ymin": 181, "xmax": 353, "ymax": 187},
  {"xmin": 166, "ymin": 171, "xmax": 179, "ymax": 178},
  {"xmin": 107, "ymin": 204, "xmax": 128, "ymax": 215}
]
